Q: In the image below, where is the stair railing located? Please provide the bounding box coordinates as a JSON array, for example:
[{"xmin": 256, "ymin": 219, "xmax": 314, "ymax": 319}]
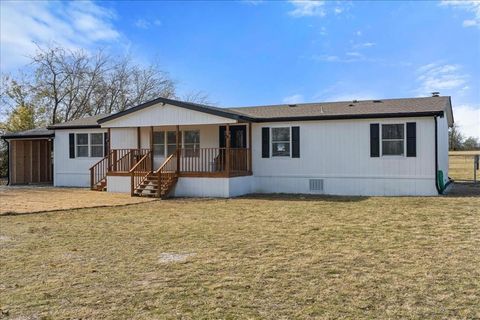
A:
[
  {"xmin": 129, "ymin": 150, "xmax": 152, "ymax": 196},
  {"xmin": 155, "ymin": 153, "xmax": 178, "ymax": 198},
  {"xmin": 90, "ymin": 150, "xmax": 114, "ymax": 190}
]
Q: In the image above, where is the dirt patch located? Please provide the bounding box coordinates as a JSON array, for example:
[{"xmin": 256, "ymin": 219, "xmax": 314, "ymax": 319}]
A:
[
  {"xmin": 0, "ymin": 186, "xmax": 154, "ymax": 215},
  {"xmin": 446, "ymin": 181, "xmax": 480, "ymax": 196},
  {"xmin": 158, "ymin": 252, "xmax": 195, "ymax": 263}
]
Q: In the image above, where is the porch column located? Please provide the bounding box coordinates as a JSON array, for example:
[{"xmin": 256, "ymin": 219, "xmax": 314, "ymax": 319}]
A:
[
  {"xmin": 248, "ymin": 122, "xmax": 252, "ymax": 173},
  {"xmin": 107, "ymin": 128, "xmax": 111, "ymax": 171},
  {"xmin": 225, "ymin": 124, "xmax": 231, "ymax": 177},
  {"xmin": 137, "ymin": 127, "xmax": 141, "ymax": 149},
  {"xmin": 176, "ymin": 125, "xmax": 180, "ymax": 174},
  {"xmin": 150, "ymin": 126, "xmax": 154, "ymax": 170}
]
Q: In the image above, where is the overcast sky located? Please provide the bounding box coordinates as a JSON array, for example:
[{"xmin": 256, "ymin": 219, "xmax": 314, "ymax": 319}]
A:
[{"xmin": 1, "ymin": 0, "xmax": 479, "ymax": 138}]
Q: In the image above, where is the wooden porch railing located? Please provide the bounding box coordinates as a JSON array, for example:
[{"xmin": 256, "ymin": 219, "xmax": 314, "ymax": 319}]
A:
[
  {"xmin": 178, "ymin": 147, "xmax": 251, "ymax": 176},
  {"xmin": 112, "ymin": 148, "xmax": 150, "ymax": 172},
  {"xmin": 129, "ymin": 150, "xmax": 152, "ymax": 196}
]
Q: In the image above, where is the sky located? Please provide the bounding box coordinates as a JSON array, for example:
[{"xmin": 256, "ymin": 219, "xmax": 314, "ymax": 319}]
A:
[{"xmin": 1, "ymin": 0, "xmax": 479, "ymax": 138}]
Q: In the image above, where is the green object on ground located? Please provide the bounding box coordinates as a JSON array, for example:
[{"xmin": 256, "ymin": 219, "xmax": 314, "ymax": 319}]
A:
[{"xmin": 437, "ymin": 170, "xmax": 445, "ymax": 192}]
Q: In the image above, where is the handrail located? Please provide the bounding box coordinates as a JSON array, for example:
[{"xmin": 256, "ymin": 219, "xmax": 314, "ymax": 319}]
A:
[
  {"xmin": 129, "ymin": 153, "xmax": 150, "ymax": 173},
  {"xmin": 156, "ymin": 152, "xmax": 178, "ymax": 198},
  {"xmin": 130, "ymin": 150, "xmax": 152, "ymax": 196},
  {"xmin": 89, "ymin": 150, "xmax": 113, "ymax": 171},
  {"xmin": 90, "ymin": 150, "xmax": 114, "ymax": 189},
  {"xmin": 154, "ymin": 153, "xmax": 175, "ymax": 173}
]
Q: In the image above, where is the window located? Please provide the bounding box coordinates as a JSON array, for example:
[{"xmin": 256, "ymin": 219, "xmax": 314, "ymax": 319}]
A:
[
  {"xmin": 76, "ymin": 134, "xmax": 89, "ymax": 157},
  {"xmin": 90, "ymin": 133, "xmax": 104, "ymax": 157},
  {"xmin": 271, "ymin": 127, "xmax": 290, "ymax": 157},
  {"xmin": 152, "ymin": 130, "xmax": 199, "ymax": 157},
  {"xmin": 381, "ymin": 124, "xmax": 404, "ymax": 156},
  {"xmin": 166, "ymin": 131, "xmax": 181, "ymax": 156},
  {"xmin": 75, "ymin": 133, "xmax": 104, "ymax": 158},
  {"xmin": 153, "ymin": 131, "xmax": 165, "ymax": 156},
  {"xmin": 183, "ymin": 130, "xmax": 200, "ymax": 157}
]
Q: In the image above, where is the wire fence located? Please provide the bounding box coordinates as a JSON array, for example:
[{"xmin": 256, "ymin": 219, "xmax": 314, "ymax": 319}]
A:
[{"xmin": 449, "ymin": 152, "xmax": 480, "ymax": 183}]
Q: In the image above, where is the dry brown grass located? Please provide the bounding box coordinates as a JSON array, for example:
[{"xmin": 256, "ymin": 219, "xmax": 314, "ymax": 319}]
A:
[
  {"xmin": 0, "ymin": 186, "xmax": 153, "ymax": 215},
  {"xmin": 1, "ymin": 194, "xmax": 479, "ymax": 319}
]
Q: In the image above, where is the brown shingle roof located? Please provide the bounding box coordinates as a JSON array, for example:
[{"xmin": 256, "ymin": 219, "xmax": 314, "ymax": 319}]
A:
[
  {"xmin": 47, "ymin": 114, "xmax": 108, "ymax": 129},
  {"xmin": 226, "ymin": 96, "xmax": 451, "ymax": 121},
  {"xmin": 1, "ymin": 127, "xmax": 54, "ymax": 139}
]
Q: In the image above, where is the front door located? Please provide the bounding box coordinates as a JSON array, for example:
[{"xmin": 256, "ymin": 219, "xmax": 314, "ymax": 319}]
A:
[{"xmin": 219, "ymin": 125, "xmax": 247, "ymax": 148}]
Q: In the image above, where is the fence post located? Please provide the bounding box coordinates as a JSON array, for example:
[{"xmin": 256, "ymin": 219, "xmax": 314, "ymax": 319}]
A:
[{"xmin": 475, "ymin": 155, "xmax": 479, "ymax": 184}]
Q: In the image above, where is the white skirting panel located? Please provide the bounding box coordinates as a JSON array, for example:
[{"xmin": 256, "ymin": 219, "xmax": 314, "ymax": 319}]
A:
[
  {"xmin": 104, "ymin": 174, "xmax": 436, "ymax": 197},
  {"xmin": 172, "ymin": 176, "xmax": 254, "ymax": 198},
  {"xmin": 253, "ymin": 176, "xmax": 438, "ymax": 196},
  {"xmin": 105, "ymin": 175, "xmax": 255, "ymax": 197},
  {"xmin": 107, "ymin": 176, "xmax": 131, "ymax": 193},
  {"xmin": 54, "ymin": 173, "xmax": 90, "ymax": 187}
]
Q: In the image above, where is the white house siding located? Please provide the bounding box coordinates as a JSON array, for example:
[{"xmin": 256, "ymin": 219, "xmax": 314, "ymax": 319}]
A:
[
  {"xmin": 100, "ymin": 103, "xmax": 237, "ymax": 127},
  {"xmin": 437, "ymin": 115, "xmax": 449, "ymax": 185},
  {"xmin": 172, "ymin": 176, "xmax": 253, "ymax": 198},
  {"xmin": 53, "ymin": 128, "xmax": 107, "ymax": 187},
  {"xmin": 251, "ymin": 117, "xmax": 438, "ymax": 196},
  {"xmin": 110, "ymin": 127, "xmax": 137, "ymax": 149},
  {"xmin": 107, "ymin": 176, "xmax": 131, "ymax": 193}
]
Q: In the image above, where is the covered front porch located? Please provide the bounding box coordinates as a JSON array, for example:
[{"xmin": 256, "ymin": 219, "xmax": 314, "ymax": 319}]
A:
[{"xmin": 90, "ymin": 123, "xmax": 252, "ymax": 197}]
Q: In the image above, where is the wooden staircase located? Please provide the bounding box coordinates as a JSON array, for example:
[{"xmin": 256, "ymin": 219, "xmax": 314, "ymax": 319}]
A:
[
  {"xmin": 133, "ymin": 171, "xmax": 178, "ymax": 198},
  {"xmin": 92, "ymin": 179, "xmax": 107, "ymax": 191},
  {"xmin": 130, "ymin": 152, "xmax": 178, "ymax": 199}
]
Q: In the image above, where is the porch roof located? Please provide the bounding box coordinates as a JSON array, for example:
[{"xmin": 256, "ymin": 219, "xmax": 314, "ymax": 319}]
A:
[{"xmin": 97, "ymin": 97, "xmax": 253, "ymax": 124}]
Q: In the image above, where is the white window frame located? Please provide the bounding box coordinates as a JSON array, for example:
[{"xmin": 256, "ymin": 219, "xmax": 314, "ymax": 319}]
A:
[
  {"xmin": 152, "ymin": 130, "xmax": 200, "ymax": 157},
  {"xmin": 380, "ymin": 123, "xmax": 406, "ymax": 157},
  {"xmin": 183, "ymin": 130, "xmax": 200, "ymax": 158},
  {"xmin": 152, "ymin": 131, "xmax": 165, "ymax": 157},
  {"xmin": 270, "ymin": 126, "xmax": 292, "ymax": 158},
  {"xmin": 75, "ymin": 133, "xmax": 104, "ymax": 158},
  {"xmin": 90, "ymin": 133, "xmax": 104, "ymax": 158}
]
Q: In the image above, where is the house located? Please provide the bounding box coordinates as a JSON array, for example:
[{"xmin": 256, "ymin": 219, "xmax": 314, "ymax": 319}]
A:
[{"xmin": 2, "ymin": 95, "xmax": 453, "ymax": 197}]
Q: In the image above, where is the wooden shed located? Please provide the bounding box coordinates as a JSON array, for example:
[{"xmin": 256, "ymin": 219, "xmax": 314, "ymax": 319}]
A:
[{"xmin": 2, "ymin": 128, "xmax": 54, "ymax": 185}]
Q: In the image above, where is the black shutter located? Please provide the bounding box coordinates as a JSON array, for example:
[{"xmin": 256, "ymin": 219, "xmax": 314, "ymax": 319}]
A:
[
  {"xmin": 370, "ymin": 123, "xmax": 380, "ymax": 157},
  {"xmin": 292, "ymin": 126, "xmax": 300, "ymax": 158},
  {"xmin": 69, "ymin": 133, "xmax": 75, "ymax": 159},
  {"xmin": 103, "ymin": 132, "xmax": 109, "ymax": 157},
  {"xmin": 406, "ymin": 122, "xmax": 416, "ymax": 157},
  {"xmin": 261, "ymin": 127, "xmax": 270, "ymax": 158}
]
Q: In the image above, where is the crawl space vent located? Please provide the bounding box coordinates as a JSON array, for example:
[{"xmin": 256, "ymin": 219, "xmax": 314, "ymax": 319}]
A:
[{"xmin": 309, "ymin": 179, "xmax": 324, "ymax": 192}]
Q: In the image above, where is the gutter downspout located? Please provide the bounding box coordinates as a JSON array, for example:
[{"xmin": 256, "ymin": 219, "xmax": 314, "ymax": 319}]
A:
[{"xmin": 434, "ymin": 116, "xmax": 442, "ymax": 195}]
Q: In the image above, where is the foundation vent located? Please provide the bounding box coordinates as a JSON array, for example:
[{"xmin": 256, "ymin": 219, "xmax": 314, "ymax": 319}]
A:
[{"xmin": 309, "ymin": 179, "xmax": 324, "ymax": 192}]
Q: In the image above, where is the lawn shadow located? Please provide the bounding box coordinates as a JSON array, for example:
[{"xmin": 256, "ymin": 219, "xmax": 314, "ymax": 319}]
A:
[
  {"xmin": 238, "ymin": 193, "xmax": 370, "ymax": 203},
  {"xmin": 445, "ymin": 182, "xmax": 480, "ymax": 197}
]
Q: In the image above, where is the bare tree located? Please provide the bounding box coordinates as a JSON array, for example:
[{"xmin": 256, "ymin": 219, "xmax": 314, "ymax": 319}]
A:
[
  {"xmin": 449, "ymin": 123, "xmax": 464, "ymax": 151},
  {"xmin": 2, "ymin": 44, "xmax": 178, "ymax": 125}
]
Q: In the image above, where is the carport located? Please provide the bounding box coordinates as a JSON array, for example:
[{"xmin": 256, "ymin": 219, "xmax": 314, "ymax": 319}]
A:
[{"xmin": 2, "ymin": 128, "xmax": 54, "ymax": 185}]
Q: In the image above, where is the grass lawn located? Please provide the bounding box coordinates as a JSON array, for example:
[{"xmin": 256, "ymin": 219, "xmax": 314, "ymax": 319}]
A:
[{"xmin": 1, "ymin": 195, "xmax": 479, "ymax": 319}]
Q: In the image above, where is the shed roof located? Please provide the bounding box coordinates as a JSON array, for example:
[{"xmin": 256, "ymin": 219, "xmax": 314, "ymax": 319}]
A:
[{"xmin": 1, "ymin": 127, "xmax": 54, "ymax": 140}]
